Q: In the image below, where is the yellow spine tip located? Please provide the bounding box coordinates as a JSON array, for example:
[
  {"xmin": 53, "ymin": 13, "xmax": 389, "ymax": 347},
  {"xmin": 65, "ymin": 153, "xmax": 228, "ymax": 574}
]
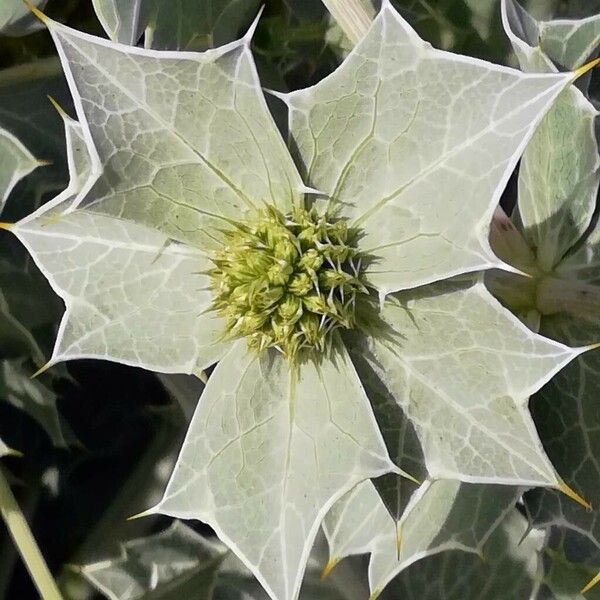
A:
[
  {"xmin": 31, "ymin": 362, "xmax": 52, "ymax": 379},
  {"xmin": 368, "ymin": 588, "xmax": 382, "ymax": 600},
  {"xmin": 0, "ymin": 222, "xmax": 13, "ymax": 231},
  {"xmin": 557, "ymin": 479, "xmax": 592, "ymax": 511},
  {"xmin": 396, "ymin": 523, "xmax": 402, "ymax": 559},
  {"xmin": 36, "ymin": 159, "xmax": 53, "ymax": 167},
  {"xmin": 2, "ymin": 448, "xmax": 23, "ymax": 458},
  {"xmin": 574, "ymin": 57, "xmax": 600, "ymax": 79},
  {"xmin": 581, "ymin": 570, "xmax": 600, "ymax": 594},
  {"xmin": 320, "ymin": 557, "xmax": 339, "ymax": 580},
  {"xmin": 22, "ymin": 0, "xmax": 49, "ymax": 24},
  {"xmin": 126, "ymin": 507, "xmax": 155, "ymax": 521},
  {"xmin": 47, "ymin": 95, "xmax": 67, "ymax": 118}
]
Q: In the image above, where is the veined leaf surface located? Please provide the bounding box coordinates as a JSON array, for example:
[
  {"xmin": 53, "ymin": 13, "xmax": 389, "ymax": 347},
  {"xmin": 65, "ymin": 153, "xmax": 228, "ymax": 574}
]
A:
[
  {"xmin": 155, "ymin": 340, "xmax": 394, "ymax": 600},
  {"xmin": 10, "ymin": 210, "xmax": 228, "ymax": 374},
  {"xmin": 286, "ymin": 1, "xmax": 572, "ymax": 294}
]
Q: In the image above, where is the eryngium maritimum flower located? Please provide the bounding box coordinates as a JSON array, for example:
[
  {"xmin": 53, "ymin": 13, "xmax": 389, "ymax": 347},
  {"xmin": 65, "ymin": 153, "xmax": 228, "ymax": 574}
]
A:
[
  {"xmin": 209, "ymin": 206, "xmax": 368, "ymax": 358},
  {"xmin": 5, "ymin": 2, "xmax": 590, "ymax": 600}
]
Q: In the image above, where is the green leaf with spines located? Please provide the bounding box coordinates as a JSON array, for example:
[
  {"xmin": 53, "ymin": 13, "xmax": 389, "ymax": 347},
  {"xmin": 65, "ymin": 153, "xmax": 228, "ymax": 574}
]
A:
[
  {"xmin": 388, "ymin": 510, "xmax": 545, "ymax": 599},
  {"xmin": 92, "ymin": 0, "xmax": 261, "ymax": 50},
  {"xmin": 501, "ymin": 0, "xmax": 600, "ymax": 271},
  {"xmin": 81, "ymin": 520, "xmax": 227, "ymax": 600},
  {"xmin": 0, "ymin": 127, "xmax": 41, "ymax": 214},
  {"xmin": 285, "ymin": 0, "xmax": 571, "ymax": 295},
  {"xmin": 323, "ymin": 478, "xmax": 519, "ymax": 596}
]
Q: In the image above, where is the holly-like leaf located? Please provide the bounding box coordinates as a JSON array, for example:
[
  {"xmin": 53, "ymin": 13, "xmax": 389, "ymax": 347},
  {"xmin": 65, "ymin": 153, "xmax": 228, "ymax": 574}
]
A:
[
  {"xmin": 92, "ymin": 0, "xmax": 261, "ymax": 50},
  {"xmin": 322, "ymin": 477, "xmax": 519, "ymax": 596},
  {"xmin": 36, "ymin": 11, "xmax": 305, "ymax": 253},
  {"xmin": 540, "ymin": 529, "xmax": 600, "ymax": 600},
  {"xmin": 9, "ymin": 210, "xmax": 228, "ymax": 375},
  {"xmin": 502, "ymin": 0, "xmax": 600, "ymax": 271},
  {"xmin": 0, "ymin": 359, "xmax": 73, "ymax": 448},
  {"xmin": 525, "ymin": 315, "xmax": 600, "ymax": 557},
  {"xmin": 285, "ymin": 1, "xmax": 572, "ymax": 295},
  {"xmin": 360, "ymin": 275, "xmax": 582, "ymax": 488},
  {"xmin": 154, "ymin": 340, "xmax": 394, "ymax": 600},
  {"xmin": 0, "ymin": 0, "xmax": 47, "ymax": 36},
  {"xmin": 81, "ymin": 520, "xmax": 227, "ymax": 600},
  {"xmin": 0, "ymin": 127, "xmax": 41, "ymax": 213},
  {"xmin": 388, "ymin": 510, "xmax": 544, "ymax": 599},
  {"xmin": 503, "ymin": 0, "xmax": 600, "ymax": 72}
]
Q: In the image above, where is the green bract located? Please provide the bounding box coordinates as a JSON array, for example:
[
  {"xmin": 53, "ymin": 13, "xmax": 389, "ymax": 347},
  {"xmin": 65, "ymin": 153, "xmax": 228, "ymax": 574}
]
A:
[{"xmin": 4, "ymin": 1, "xmax": 596, "ymax": 599}]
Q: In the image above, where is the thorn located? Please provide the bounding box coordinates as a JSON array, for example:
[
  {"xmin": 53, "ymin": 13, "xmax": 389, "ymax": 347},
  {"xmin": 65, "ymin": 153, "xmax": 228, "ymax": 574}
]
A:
[
  {"xmin": 557, "ymin": 478, "xmax": 592, "ymax": 511},
  {"xmin": 47, "ymin": 95, "xmax": 69, "ymax": 119},
  {"xmin": 395, "ymin": 522, "xmax": 402, "ymax": 560},
  {"xmin": 0, "ymin": 222, "xmax": 13, "ymax": 231},
  {"xmin": 31, "ymin": 362, "xmax": 52, "ymax": 379},
  {"xmin": 194, "ymin": 369, "xmax": 208, "ymax": 384},
  {"xmin": 126, "ymin": 507, "xmax": 155, "ymax": 521},
  {"xmin": 574, "ymin": 57, "xmax": 600, "ymax": 80},
  {"xmin": 2, "ymin": 447, "xmax": 23, "ymax": 458},
  {"xmin": 368, "ymin": 588, "xmax": 382, "ymax": 600},
  {"xmin": 585, "ymin": 342, "xmax": 600, "ymax": 353},
  {"xmin": 582, "ymin": 570, "xmax": 600, "ymax": 594},
  {"xmin": 243, "ymin": 4, "xmax": 265, "ymax": 44},
  {"xmin": 22, "ymin": 0, "xmax": 49, "ymax": 24},
  {"xmin": 320, "ymin": 557, "xmax": 339, "ymax": 579},
  {"xmin": 36, "ymin": 159, "xmax": 53, "ymax": 167},
  {"xmin": 394, "ymin": 465, "xmax": 421, "ymax": 486}
]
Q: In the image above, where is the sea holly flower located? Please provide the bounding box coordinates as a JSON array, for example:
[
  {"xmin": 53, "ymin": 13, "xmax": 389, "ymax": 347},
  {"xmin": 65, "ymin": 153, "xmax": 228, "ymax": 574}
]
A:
[{"xmin": 3, "ymin": 2, "xmax": 596, "ymax": 599}]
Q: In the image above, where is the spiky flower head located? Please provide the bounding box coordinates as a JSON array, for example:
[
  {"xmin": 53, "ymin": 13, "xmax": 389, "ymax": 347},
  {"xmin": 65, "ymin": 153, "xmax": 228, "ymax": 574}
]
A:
[{"xmin": 209, "ymin": 206, "xmax": 367, "ymax": 359}]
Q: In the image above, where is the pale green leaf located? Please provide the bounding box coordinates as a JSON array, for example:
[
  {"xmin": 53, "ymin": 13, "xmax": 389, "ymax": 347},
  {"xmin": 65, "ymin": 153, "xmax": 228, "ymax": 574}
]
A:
[
  {"xmin": 503, "ymin": 0, "xmax": 600, "ymax": 72},
  {"xmin": 92, "ymin": 0, "xmax": 260, "ymax": 50},
  {"xmin": 389, "ymin": 510, "xmax": 544, "ymax": 599},
  {"xmin": 541, "ymin": 530, "xmax": 600, "ymax": 600},
  {"xmin": 0, "ymin": 127, "xmax": 40, "ymax": 213},
  {"xmin": 41, "ymin": 16, "xmax": 305, "ymax": 252},
  {"xmin": 322, "ymin": 478, "xmax": 519, "ymax": 596},
  {"xmin": 360, "ymin": 275, "xmax": 580, "ymax": 486},
  {"xmin": 11, "ymin": 209, "xmax": 229, "ymax": 374},
  {"xmin": 0, "ymin": 0, "xmax": 47, "ymax": 36},
  {"xmin": 514, "ymin": 89, "xmax": 599, "ymax": 271},
  {"xmin": 501, "ymin": 0, "xmax": 600, "ymax": 271},
  {"xmin": 81, "ymin": 521, "xmax": 226, "ymax": 600},
  {"xmin": 524, "ymin": 314, "xmax": 600, "ymax": 557},
  {"xmin": 0, "ymin": 359, "xmax": 73, "ymax": 448},
  {"xmin": 286, "ymin": 1, "xmax": 571, "ymax": 294},
  {"xmin": 155, "ymin": 340, "xmax": 394, "ymax": 600}
]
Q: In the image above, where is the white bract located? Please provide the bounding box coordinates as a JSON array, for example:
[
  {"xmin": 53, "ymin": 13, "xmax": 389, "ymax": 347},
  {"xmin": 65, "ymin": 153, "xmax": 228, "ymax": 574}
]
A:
[{"xmin": 6, "ymin": 2, "xmax": 590, "ymax": 599}]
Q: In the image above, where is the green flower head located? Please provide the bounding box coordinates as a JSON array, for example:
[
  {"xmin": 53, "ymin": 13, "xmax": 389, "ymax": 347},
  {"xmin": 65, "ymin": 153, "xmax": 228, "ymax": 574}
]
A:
[{"xmin": 210, "ymin": 206, "xmax": 367, "ymax": 359}]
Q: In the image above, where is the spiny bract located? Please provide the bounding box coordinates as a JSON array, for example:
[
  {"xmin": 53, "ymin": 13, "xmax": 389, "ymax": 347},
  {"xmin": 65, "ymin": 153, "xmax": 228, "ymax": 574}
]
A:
[{"xmin": 209, "ymin": 206, "xmax": 367, "ymax": 358}]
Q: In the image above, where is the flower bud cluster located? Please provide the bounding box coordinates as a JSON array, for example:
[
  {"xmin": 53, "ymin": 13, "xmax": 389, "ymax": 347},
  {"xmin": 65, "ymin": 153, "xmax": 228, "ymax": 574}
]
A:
[{"xmin": 209, "ymin": 206, "xmax": 367, "ymax": 359}]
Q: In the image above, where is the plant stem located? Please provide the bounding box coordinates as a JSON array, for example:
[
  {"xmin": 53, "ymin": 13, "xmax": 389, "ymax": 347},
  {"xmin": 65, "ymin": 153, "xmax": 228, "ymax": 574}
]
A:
[
  {"xmin": 0, "ymin": 466, "xmax": 63, "ymax": 600},
  {"xmin": 321, "ymin": 0, "xmax": 374, "ymax": 43}
]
